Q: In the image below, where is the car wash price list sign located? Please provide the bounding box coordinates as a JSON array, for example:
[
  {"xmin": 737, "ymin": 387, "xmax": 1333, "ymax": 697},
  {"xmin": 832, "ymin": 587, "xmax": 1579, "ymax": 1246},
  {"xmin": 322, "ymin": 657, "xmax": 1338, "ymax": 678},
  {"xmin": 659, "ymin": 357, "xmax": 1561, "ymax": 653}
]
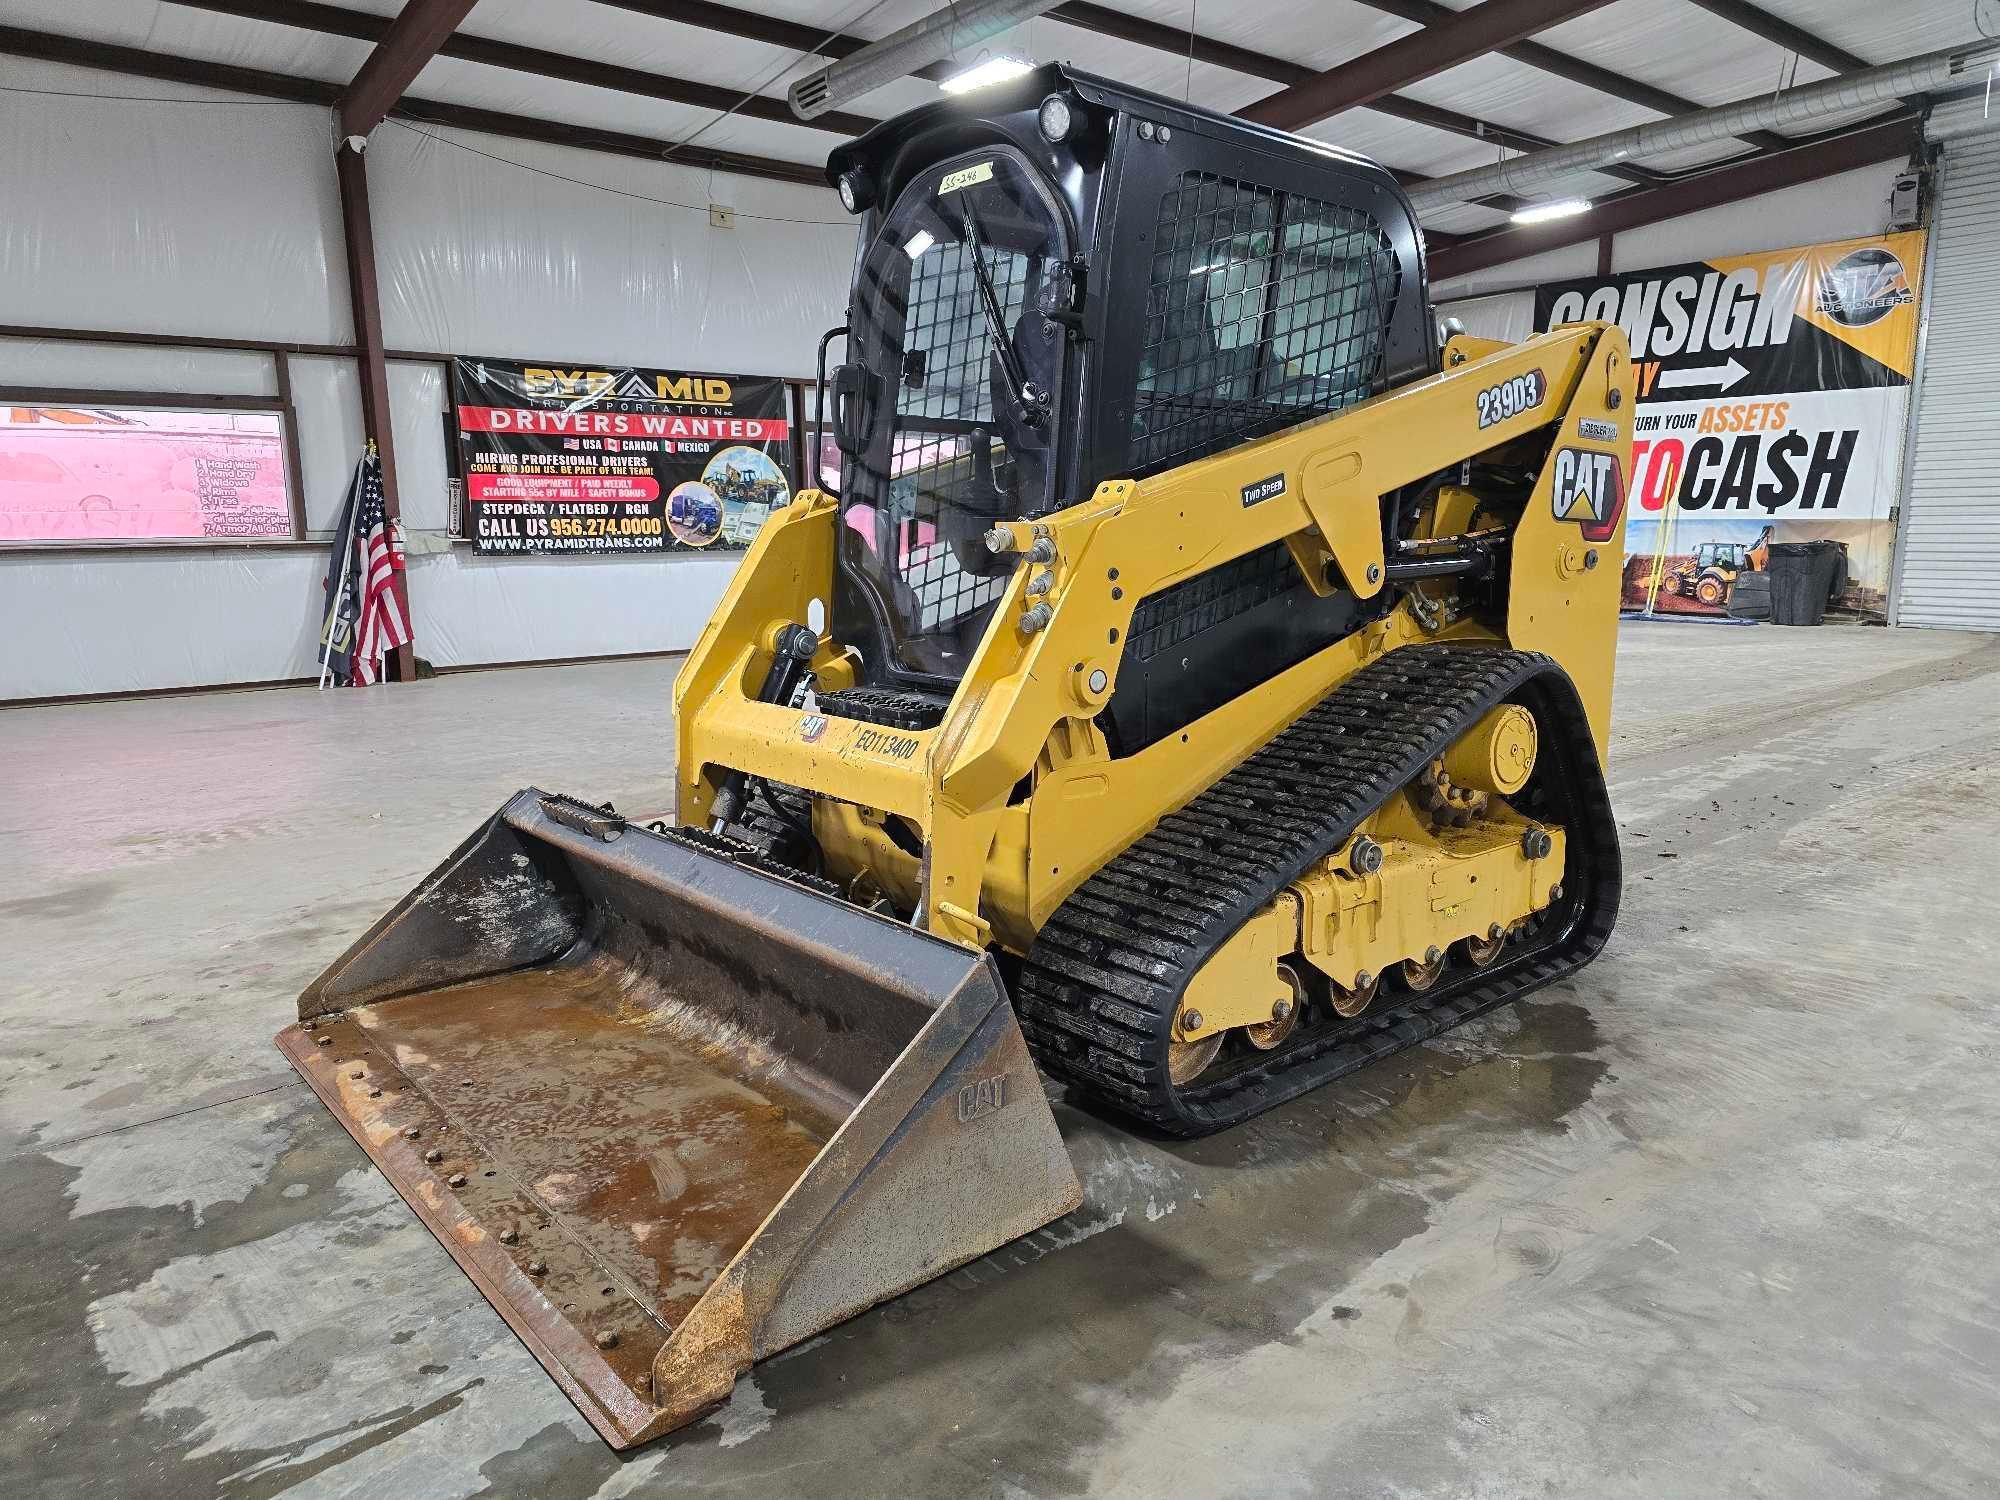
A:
[{"xmin": 451, "ymin": 357, "xmax": 793, "ymax": 555}]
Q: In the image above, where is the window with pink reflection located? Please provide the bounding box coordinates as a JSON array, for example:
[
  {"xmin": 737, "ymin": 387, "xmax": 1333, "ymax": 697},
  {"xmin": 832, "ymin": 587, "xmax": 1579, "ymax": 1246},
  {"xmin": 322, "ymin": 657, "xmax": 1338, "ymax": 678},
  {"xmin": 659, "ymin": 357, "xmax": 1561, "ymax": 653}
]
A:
[{"xmin": 0, "ymin": 404, "xmax": 292, "ymax": 544}]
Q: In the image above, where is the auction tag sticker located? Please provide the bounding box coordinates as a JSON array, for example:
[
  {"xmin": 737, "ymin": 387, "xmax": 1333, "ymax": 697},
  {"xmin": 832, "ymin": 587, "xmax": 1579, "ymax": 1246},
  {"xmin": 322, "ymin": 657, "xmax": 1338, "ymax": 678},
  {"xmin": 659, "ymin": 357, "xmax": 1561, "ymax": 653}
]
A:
[{"xmin": 940, "ymin": 162, "xmax": 995, "ymax": 195}]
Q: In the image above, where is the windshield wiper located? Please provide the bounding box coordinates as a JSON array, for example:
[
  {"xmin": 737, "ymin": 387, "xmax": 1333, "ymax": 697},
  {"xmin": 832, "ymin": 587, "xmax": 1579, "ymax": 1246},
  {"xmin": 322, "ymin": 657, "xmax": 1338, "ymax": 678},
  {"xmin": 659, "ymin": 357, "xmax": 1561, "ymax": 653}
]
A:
[{"xmin": 960, "ymin": 204, "xmax": 1048, "ymax": 430}]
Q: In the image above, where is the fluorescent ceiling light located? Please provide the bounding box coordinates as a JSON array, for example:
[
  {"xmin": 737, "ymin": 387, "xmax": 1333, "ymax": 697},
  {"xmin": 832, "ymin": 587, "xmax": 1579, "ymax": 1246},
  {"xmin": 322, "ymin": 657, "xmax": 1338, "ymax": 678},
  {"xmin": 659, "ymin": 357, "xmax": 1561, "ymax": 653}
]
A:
[
  {"xmin": 1510, "ymin": 198, "xmax": 1593, "ymax": 225},
  {"xmin": 903, "ymin": 229, "xmax": 937, "ymax": 259},
  {"xmin": 940, "ymin": 55, "xmax": 1034, "ymax": 94}
]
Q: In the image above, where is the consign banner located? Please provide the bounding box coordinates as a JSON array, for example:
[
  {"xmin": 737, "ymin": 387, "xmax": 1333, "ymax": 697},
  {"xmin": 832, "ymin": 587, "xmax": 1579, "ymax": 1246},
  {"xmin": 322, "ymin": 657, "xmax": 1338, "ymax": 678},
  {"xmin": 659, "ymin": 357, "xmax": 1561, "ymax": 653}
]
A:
[
  {"xmin": 452, "ymin": 358, "xmax": 793, "ymax": 555},
  {"xmin": 1534, "ymin": 231, "xmax": 1924, "ymax": 617}
]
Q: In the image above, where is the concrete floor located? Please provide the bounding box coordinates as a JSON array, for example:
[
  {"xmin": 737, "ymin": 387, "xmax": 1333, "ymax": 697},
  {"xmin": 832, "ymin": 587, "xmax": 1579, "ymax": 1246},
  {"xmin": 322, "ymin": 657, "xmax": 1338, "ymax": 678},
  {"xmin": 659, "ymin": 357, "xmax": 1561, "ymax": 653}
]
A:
[{"xmin": 6, "ymin": 621, "xmax": 2000, "ymax": 1497}]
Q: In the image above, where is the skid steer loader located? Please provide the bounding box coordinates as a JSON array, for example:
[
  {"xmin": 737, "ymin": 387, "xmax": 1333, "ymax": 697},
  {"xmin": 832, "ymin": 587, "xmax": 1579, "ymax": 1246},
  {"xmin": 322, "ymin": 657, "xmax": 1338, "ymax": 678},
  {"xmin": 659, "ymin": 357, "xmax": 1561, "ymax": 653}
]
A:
[{"xmin": 279, "ymin": 66, "xmax": 1629, "ymax": 1449}]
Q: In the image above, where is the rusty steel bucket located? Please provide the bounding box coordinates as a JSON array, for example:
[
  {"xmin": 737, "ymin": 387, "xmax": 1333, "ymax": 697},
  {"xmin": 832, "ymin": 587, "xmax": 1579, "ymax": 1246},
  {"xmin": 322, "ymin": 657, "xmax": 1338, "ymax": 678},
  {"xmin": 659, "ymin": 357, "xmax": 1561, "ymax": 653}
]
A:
[{"xmin": 276, "ymin": 790, "xmax": 1081, "ymax": 1448}]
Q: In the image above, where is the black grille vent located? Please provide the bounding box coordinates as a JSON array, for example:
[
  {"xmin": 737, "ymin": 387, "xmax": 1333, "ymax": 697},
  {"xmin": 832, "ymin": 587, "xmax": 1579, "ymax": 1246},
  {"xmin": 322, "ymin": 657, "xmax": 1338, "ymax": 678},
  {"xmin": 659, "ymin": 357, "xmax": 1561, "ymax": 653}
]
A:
[{"xmin": 1126, "ymin": 543, "xmax": 1297, "ymax": 664}]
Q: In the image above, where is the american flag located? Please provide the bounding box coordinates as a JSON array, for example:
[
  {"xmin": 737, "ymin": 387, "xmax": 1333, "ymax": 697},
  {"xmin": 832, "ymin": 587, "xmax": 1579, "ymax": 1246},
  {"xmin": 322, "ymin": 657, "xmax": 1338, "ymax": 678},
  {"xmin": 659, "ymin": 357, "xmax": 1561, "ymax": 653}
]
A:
[{"xmin": 350, "ymin": 448, "xmax": 412, "ymax": 685}]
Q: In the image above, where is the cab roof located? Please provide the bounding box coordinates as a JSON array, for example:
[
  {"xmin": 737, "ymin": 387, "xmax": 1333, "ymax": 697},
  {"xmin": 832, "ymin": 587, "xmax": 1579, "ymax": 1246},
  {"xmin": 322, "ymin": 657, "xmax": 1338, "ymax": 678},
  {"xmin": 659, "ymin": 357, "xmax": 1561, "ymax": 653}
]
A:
[{"xmin": 825, "ymin": 62, "xmax": 1402, "ymax": 197}]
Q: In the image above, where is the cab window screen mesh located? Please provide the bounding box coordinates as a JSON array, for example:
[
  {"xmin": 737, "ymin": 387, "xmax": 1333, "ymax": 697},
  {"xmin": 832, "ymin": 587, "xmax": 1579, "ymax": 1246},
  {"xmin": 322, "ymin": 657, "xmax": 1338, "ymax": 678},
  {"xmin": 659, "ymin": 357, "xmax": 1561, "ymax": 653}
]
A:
[
  {"xmin": 889, "ymin": 244, "xmax": 1027, "ymax": 633},
  {"xmin": 1133, "ymin": 172, "xmax": 1399, "ymax": 472},
  {"xmin": 839, "ymin": 150, "xmax": 1061, "ymax": 679}
]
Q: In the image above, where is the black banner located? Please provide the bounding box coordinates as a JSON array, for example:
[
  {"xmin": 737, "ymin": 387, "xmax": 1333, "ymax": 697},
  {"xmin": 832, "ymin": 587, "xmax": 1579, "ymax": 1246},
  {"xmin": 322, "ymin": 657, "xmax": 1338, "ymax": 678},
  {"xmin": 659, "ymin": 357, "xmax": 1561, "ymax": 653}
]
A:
[{"xmin": 452, "ymin": 357, "xmax": 793, "ymax": 555}]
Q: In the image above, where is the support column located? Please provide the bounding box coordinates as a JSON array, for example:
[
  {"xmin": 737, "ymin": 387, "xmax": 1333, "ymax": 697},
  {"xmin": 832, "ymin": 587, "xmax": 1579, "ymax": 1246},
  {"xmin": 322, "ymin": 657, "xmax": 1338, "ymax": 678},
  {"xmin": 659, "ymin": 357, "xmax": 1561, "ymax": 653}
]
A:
[{"xmin": 334, "ymin": 137, "xmax": 416, "ymax": 680}]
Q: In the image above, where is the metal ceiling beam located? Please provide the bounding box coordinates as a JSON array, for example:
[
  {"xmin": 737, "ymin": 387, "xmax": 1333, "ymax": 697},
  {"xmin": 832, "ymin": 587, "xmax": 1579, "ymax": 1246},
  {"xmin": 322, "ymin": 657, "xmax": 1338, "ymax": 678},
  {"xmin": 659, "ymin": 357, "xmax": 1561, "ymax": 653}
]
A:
[
  {"xmin": 1408, "ymin": 37, "xmax": 1990, "ymax": 210},
  {"xmin": 574, "ymin": 0, "xmax": 1646, "ymax": 199},
  {"xmin": 1241, "ymin": 0, "xmax": 1618, "ymax": 132},
  {"xmin": 170, "ymin": 0, "xmax": 876, "ymax": 137},
  {"xmin": 789, "ymin": 0, "xmax": 1070, "ymax": 119},
  {"xmin": 337, "ymin": 0, "xmax": 479, "ymax": 137},
  {"xmin": 1044, "ymin": 0, "xmax": 1665, "ymax": 184},
  {"xmin": 0, "ymin": 23, "xmax": 329, "ymax": 102},
  {"xmin": 0, "ymin": 24, "xmax": 826, "ymax": 185},
  {"xmin": 1683, "ymin": 1, "xmax": 1872, "ymax": 74},
  {"xmin": 1049, "ymin": 1, "xmax": 1307, "ymax": 84},
  {"xmin": 582, "ymin": 0, "xmax": 1523, "ymax": 201},
  {"xmin": 1347, "ymin": 0, "xmax": 1791, "ymax": 149},
  {"xmin": 388, "ymin": 96, "xmax": 826, "ymax": 183},
  {"xmin": 591, "ymin": 0, "xmax": 954, "ymax": 82},
  {"xmin": 1430, "ymin": 115, "xmax": 1918, "ymax": 281}
]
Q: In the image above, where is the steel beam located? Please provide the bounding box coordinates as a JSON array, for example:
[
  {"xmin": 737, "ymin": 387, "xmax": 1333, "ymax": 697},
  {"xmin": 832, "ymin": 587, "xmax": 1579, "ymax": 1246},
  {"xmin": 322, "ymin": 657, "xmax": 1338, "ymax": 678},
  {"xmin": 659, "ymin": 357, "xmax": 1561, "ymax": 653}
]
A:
[
  {"xmin": 1242, "ymin": 0, "xmax": 1618, "ymax": 132},
  {"xmin": 0, "ymin": 25, "xmax": 825, "ymax": 185},
  {"xmin": 171, "ymin": 0, "xmax": 876, "ymax": 137},
  {"xmin": 1429, "ymin": 117, "xmax": 1919, "ymax": 282},
  {"xmin": 592, "ymin": 0, "xmax": 955, "ymax": 82},
  {"xmin": 579, "ymin": 0, "xmax": 1656, "ymax": 187},
  {"xmin": 0, "ymin": 23, "xmax": 333, "ymax": 102},
  {"xmin": 387, "ymin": 97, "xmax": 826, "ymax": 183},
  {"xmin": 333, "ymin": 140, "xmax": 416, "ymax": 677},
  {"xmin": 1044, "ymin": 0, "xmax": 1663, "ymax": 183},
  {"xmin": 1684, "ymin": 1, "xmax": 1872, "ymax": 74},
  {"xmin": 338, "ymin": 0, "xmax": 481, "ymax": 138},
  {"xmin": 1347, "ymin": 0, "xmax": 1791, "ymax": 150}
]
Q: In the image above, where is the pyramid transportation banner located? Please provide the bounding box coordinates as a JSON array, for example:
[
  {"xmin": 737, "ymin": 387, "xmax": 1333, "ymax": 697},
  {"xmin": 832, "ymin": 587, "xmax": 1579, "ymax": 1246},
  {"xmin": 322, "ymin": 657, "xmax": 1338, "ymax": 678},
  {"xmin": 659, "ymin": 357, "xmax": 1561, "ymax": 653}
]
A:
[
  {"xmin": 1534, "ymin": 232, "xmax": 1924, "ymax": 617},
  {"xmin": 452, "ymin": 358, "xmax": 793, "ymax": 555}
]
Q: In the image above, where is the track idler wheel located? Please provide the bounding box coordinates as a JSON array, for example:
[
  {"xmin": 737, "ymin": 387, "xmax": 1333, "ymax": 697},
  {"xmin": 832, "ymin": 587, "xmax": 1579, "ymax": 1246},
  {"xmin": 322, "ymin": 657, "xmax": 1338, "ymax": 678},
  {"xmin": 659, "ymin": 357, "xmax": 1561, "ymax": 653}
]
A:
[
  {"xmin": 1168, "ymin": 1031, "xmax": 1223, "ymax": 1085},
  {"xmin": 1461, "ymin": 924, "xmax": 1508, "ymax": 968},
  {"xmin": 1400, "ymin": 946, "xmax": 1447, "ymax": 992},
  {"xmin": 1331, "ymin": 969, "xmax": 1381, "ymax": 1018},
  {"xmin": 1243, "ymin": 963, "xmax": 1305, "ymax": 1051}
]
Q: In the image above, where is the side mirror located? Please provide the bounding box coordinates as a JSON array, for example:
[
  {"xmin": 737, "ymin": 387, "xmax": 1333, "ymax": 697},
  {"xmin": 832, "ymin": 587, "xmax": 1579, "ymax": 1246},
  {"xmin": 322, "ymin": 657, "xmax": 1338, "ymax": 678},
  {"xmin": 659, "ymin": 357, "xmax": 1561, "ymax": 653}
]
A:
[{"xmin": 829, "ymin": 362, "xmax": 880, "ymax": 457}]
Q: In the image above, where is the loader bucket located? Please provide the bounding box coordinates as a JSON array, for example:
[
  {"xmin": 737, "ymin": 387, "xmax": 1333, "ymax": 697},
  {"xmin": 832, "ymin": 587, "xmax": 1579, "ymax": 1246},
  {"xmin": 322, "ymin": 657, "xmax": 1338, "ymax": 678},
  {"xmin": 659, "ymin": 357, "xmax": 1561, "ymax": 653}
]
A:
[{"xmin": 276, "ymin": 790, "xmax": 1081, "ymax": 1449}]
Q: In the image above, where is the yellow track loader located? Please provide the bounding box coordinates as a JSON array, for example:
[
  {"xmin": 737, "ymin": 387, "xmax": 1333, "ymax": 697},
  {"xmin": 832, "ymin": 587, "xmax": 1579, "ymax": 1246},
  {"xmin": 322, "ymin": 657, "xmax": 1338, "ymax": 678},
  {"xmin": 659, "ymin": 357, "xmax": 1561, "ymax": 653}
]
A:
[{"xmin": 279, "ymin": 67, "xmax": 1630, "ymax": 1449}]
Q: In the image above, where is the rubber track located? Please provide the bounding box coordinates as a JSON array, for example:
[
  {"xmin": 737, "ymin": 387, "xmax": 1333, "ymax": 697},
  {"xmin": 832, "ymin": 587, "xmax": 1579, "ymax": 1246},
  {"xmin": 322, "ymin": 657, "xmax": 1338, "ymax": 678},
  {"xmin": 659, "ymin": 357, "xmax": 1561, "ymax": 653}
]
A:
[{"xmin": 1014, "ymin": 644, "xmax": 1621, "ymax": 1136}]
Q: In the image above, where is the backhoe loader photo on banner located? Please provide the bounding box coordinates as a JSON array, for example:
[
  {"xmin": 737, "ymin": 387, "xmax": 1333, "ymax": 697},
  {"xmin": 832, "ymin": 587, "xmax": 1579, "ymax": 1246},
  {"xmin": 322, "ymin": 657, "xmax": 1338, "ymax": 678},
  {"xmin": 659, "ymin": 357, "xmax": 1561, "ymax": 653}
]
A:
[{"xmin": 278, "ymin": 66, "xmax": 1630, "ymax": 1449}]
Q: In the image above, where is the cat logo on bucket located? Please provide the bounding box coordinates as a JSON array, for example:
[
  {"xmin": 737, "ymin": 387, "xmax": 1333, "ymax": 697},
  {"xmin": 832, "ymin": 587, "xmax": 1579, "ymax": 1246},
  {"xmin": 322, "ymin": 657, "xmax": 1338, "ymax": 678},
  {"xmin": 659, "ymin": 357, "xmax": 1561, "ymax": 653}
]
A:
[
  {"xmin": 956, "ymin": 1073, "xmax": 1009, "ymax": 1123},
  {"xmin": 1552, "ymin": 447, "xmax": 1625, "ymax": 544}
]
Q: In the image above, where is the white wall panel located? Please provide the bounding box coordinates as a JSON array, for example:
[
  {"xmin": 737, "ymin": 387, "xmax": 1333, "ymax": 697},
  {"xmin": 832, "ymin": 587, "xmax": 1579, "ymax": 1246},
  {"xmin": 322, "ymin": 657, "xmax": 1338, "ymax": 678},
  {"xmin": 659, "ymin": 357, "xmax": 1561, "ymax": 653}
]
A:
[
  {"xmin": 387, "ymin": 361, "xmax": 453, "ymax": 534},
  {"xmin": 1436, "ymin": 291, "xmax": 1536, "ymax": 345},
  {"xmin": 0, "ymin": 59, "xmax": 348, "ymax": 345},
  {"xmin": 288, "ymin": 356, "xmax": 366, "ymax": 533},
  {"xmin": 1610, "ymin": 162, "xmax": 1905, "ymax": 275},
  {"xmin": 0, "ymin": 549, "xmax": 327, "ymax": 700},
  {"xmin": 1430, "ymin": 164, "xmax": 1905, "ymax": 301},
  {"xmin": 366, "ymin": 124, "xmax": 852, "ymax": 377},
  {"xmin": 1431, "ymin": 241, "xmax": 1601, "ymax": 302},
  {"xmin": 0, "ymin": 338, "xmax": 277, "ymax": 398},
  {"xmin": 407, "ymin": 549, "xmax": 741, "ymax": 669}
]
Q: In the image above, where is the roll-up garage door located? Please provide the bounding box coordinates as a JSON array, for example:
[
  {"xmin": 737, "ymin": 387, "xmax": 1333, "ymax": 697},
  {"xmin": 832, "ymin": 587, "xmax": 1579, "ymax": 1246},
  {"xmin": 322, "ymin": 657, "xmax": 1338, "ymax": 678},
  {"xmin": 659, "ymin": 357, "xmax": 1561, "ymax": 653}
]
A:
[{"xmin": 1894, "ymin": 129, "xmax": 2000, "ymax": 630}]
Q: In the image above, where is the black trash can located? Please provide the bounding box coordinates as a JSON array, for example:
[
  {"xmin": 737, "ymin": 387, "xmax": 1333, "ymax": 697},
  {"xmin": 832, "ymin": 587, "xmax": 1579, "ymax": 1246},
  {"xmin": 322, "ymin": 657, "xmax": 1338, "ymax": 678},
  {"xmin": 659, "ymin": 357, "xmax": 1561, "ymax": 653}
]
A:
[{"xmin": 1767, "ymin": 541, "xmax": 1844, "ymax": 626}]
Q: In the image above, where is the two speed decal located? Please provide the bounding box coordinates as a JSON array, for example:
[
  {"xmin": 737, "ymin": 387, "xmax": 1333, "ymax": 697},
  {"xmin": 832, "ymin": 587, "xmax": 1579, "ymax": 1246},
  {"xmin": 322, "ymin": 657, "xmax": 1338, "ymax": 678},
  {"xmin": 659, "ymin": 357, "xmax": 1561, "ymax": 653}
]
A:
[{"xmin": 1476, "ymin": 370, "xmax": 1547, "ymax": 429}]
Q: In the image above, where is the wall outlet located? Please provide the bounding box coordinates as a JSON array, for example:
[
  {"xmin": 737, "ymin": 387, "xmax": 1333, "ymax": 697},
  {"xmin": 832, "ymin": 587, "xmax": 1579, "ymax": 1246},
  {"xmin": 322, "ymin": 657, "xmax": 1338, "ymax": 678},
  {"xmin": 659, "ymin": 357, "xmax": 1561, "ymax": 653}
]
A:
[{"xmin": 708, "ymin": 203, "xmax": 736, "ymax": 229}]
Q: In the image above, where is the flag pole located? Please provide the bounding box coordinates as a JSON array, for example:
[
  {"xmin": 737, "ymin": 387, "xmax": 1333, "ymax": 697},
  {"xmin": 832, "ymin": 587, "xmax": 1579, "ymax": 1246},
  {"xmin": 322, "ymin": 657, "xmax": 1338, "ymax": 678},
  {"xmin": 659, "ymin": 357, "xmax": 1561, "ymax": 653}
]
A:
[{"xmin": 318, "ymin": 447, "xmax": 366, "ymax": 690}]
